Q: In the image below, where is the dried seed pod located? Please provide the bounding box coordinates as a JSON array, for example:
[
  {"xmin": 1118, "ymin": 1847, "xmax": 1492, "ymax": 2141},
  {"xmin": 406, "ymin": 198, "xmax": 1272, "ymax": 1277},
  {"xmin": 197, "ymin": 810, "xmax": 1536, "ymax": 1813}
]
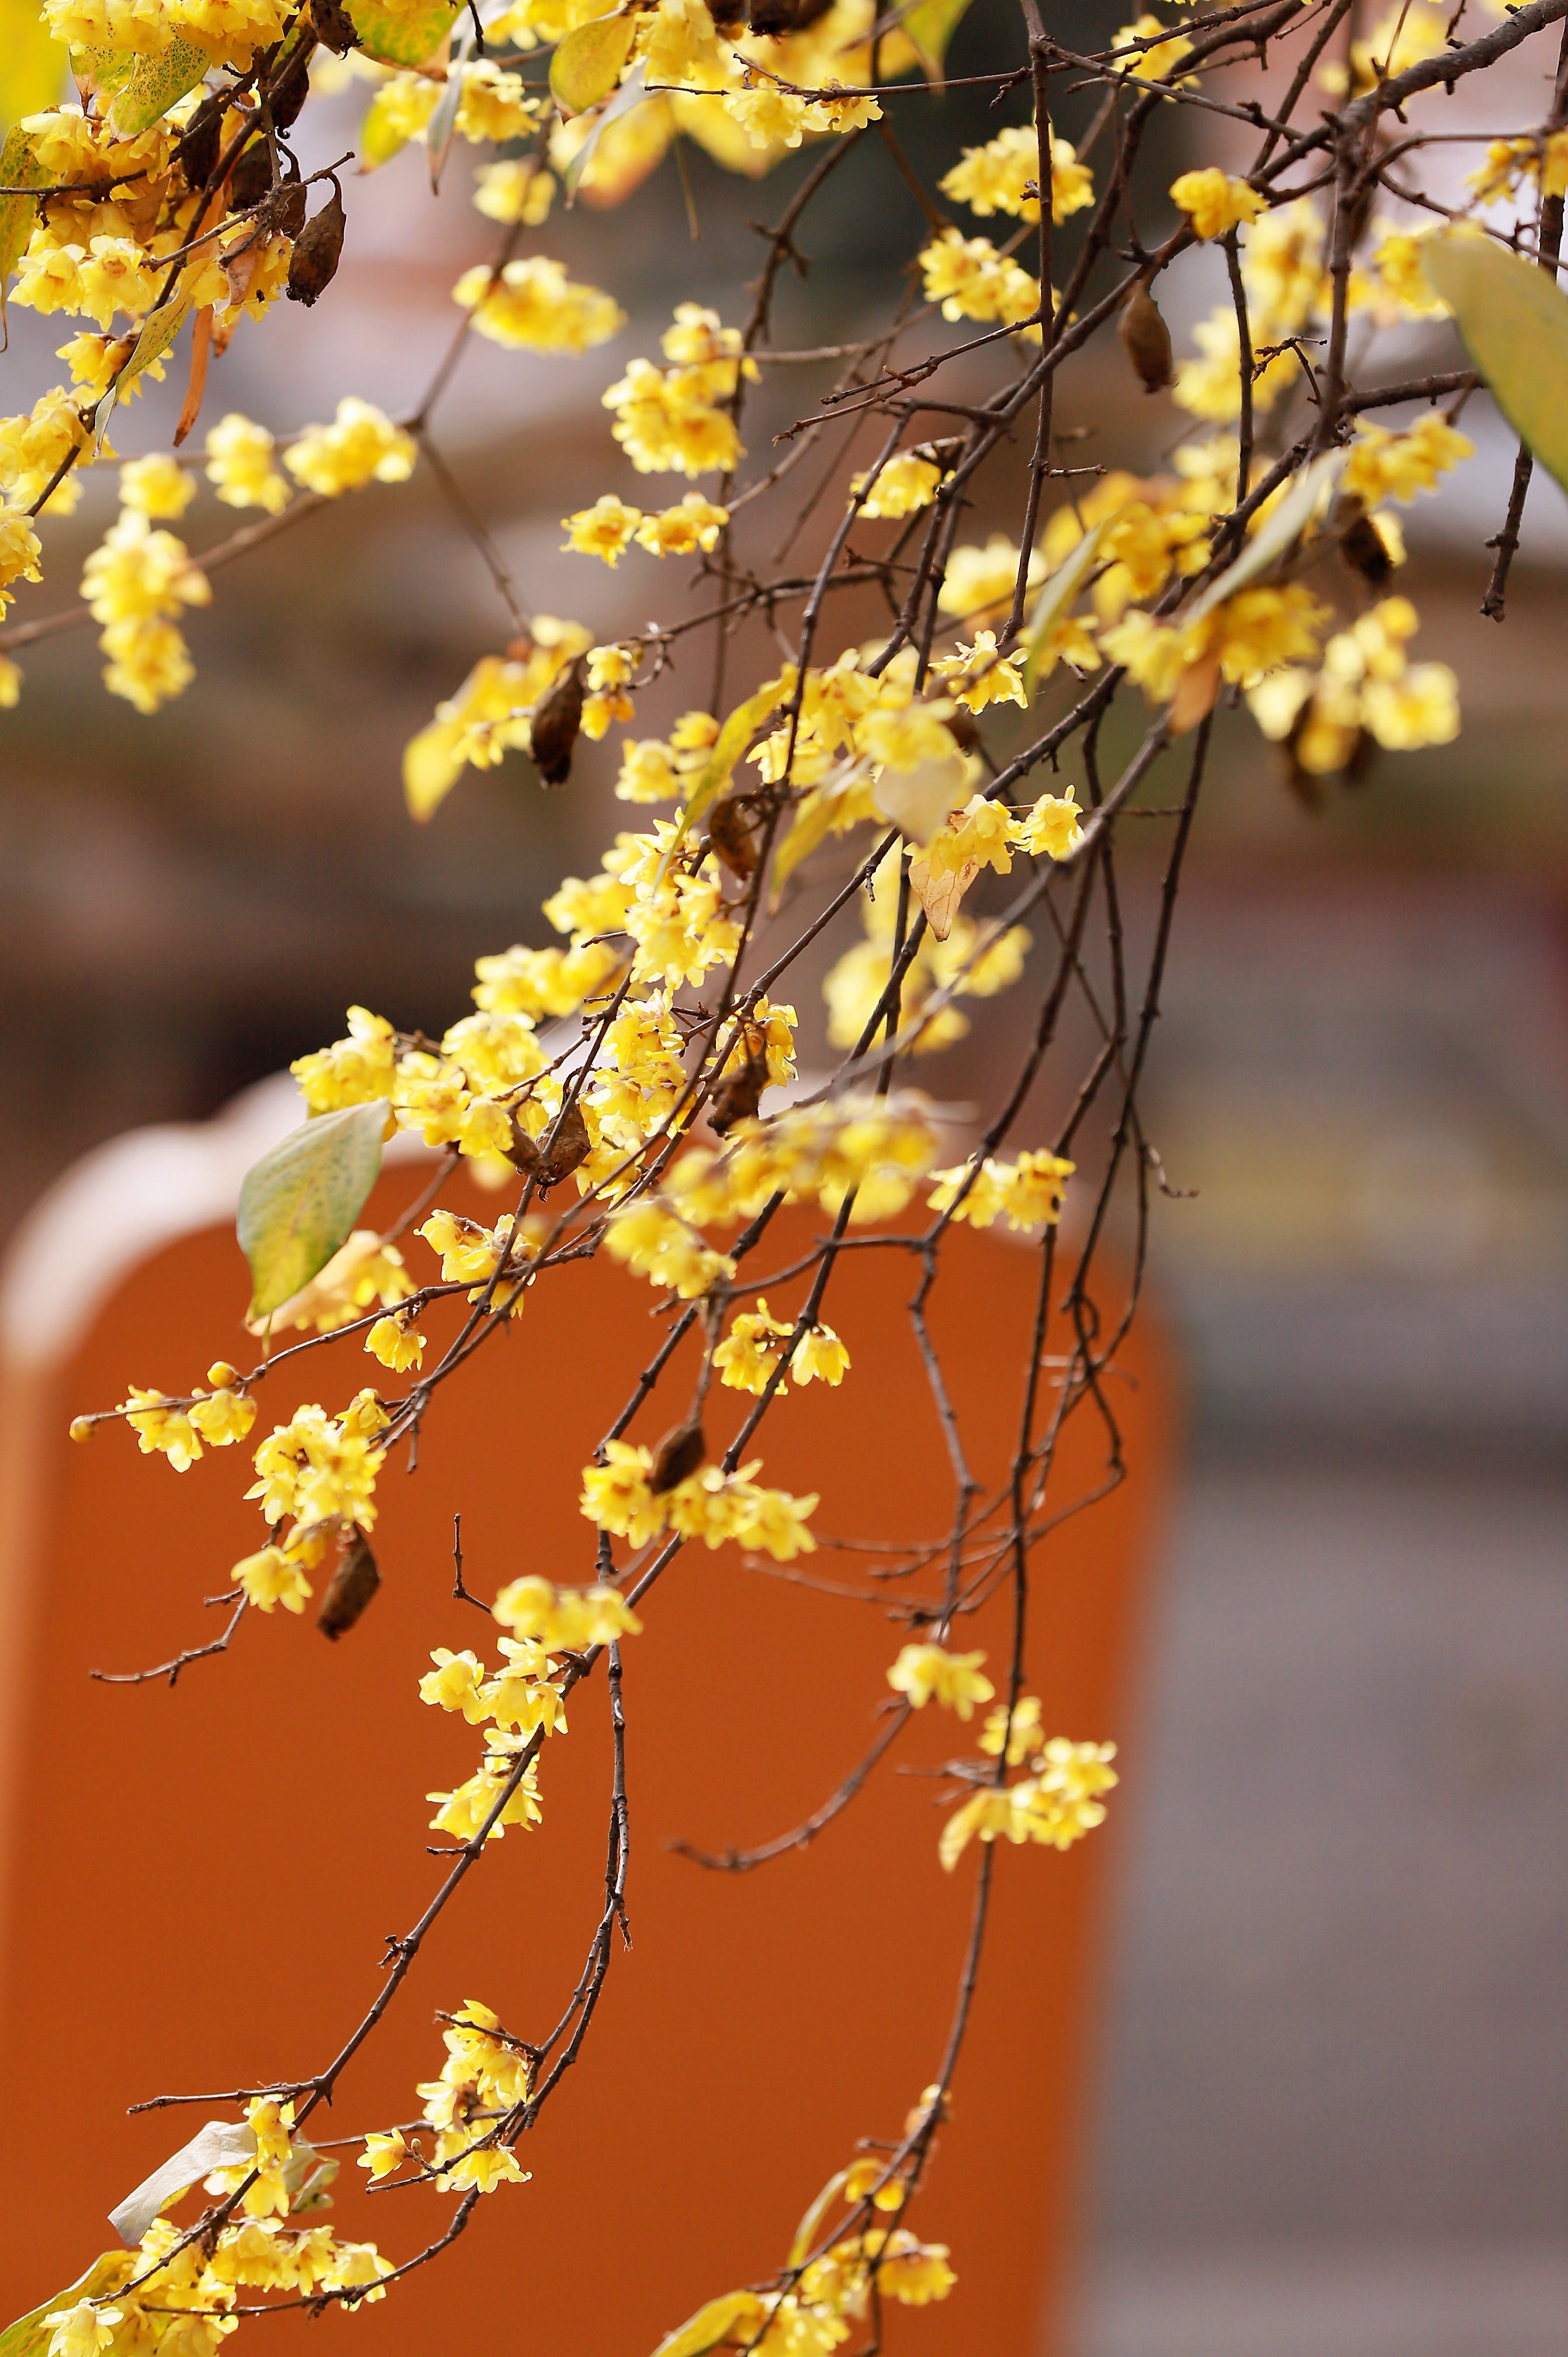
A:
[
  {"xmin": 648, "ymin": 1418, "xmax": 705, "ymax": 1494},
  {"xmin": 317, "ymin": 1530, "xmax": 380, "ymax": 1640},
  {"xmin": 178, "ymin": 95, "xmax": 224, "ymax": 194},
  {"xmin": 1336, "ymin": 503, "xmax": 1393, "ymax": 588},
  {"xmin": 228, "ymin": 140, "xmax": 272, "ymax": 213},
  {"xmin": 747, "ymin": 0, "xmax": 832, "ymax": 30},
  {"xmin": 286, "ymin": 181, "xmax": 345, "ymax": 307},
  {"xmin": 269, "ymin": 39, "xmax": 314, "ymax": 132},
  {"xmin": 538, "ymin": 1096, "xmax": 590, "ymax": 1189},
  {"xmin": 311, "ymin": 0, "xmax": 358, "ymax": 50},
  {"xmin": 1118, "ymin": 278, "xmax": 1174, "ymax": 395},
  {"xmin": 529, "ymin": 661, "xmax": 584, "ymax": 788},
  {"xmin": 506, "ymin": 1114, "xmax": 543, "ymax": 1177},
  {"xmin": 709, "ymin": 1050, "xmax": 768, "ymax": 1136},
  {"xmin": 707, "ymin": 794, "xmax": 758, "ymax": 882},
  {"xmin": 269, "ymin": 177, "xmax": 309, "ymax": 240}
]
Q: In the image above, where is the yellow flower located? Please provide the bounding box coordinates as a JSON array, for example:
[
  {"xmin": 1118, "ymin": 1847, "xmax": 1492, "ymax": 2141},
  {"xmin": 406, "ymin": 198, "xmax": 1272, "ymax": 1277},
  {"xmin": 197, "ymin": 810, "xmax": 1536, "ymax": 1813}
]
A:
[
  {"xmin": 206, "ymin": 413, "xmax": 291, "ymax": 513},
  {"xmin": 119, "ymin": 451, "xmax": 195, "ymax": 520},
  {"xmin": 1342, "ymin": 414, "xmax": 1473, "ymax": 507},
  {"xmin": 939, "ymin": 534, "xmax": 1045, "ymax": 625},
  {"xmin": 188, "ymin": 1387, "xmax": 255, "ymax": 1446},
  {"xmin": 792, "ymin": 1322, "xmax": 849, "ymax": 1387},
  {"xmin": 852, "ymin": 451, "xmax": 946, "ymax": 519},
  {"xmin": 887, "ymin": 1642, "xmax": 995, "ymax": 1717},
  {"xmin": 233, "ymin": 1544, "xmax": 313, "ymax": 1615},
  {"xmin": 358, "ymin": 2130, "xmax": 408, "ymax": 2181},
  {"xmin": 284, "ymin": 398, "xmax": 416, "ymax": 496},
  {"xmin": 1169, "ymin": 168, "xmax": 1264, "ymax": 240},
  {"xmin": 940, "ymin": 124, "xmax": 1092, "ymax": 224},
  {"xmin": 492, "ymin": 1573, "xmax": 643, "ymax": 1649},
  {"xmin": 928, "ymin": 1148, "xmax": 1074, "ymax": 1230},
  {"xmin": 919, "ymin": 229, "xmax": 1041, "ymax": 331},
  {"xmin": 473, "ymin": 158, "xmax": 556, "ymax": 225},
  {"xmin": 979, "ymin": 1692, "xmax": 1046, "ymax": 1765},
  {"xmin": 1010, "ymin": 787, "xmax": 1083, "ymax": 861},
  {"xmin": 454, "ymin": 256, "xmax": 624, "ymax": 352},
  {"xmin": 366, "ymin": 1311, "xmax": 425, "ymax": 1371},
  {"xmin": 634, "ymin": 493, "xmax": 729, "ymax": 553},
  {"xmin": 714, "ymin": 1298, "xmax": 795, "ymax": 1395},
  {"xmin": 933, "ymin": 631, "xmax": 1025, "ymax": 713},
  {"xmin": 1112, "ymin": 12, "xmax": 1194, "ymax": 80},
  {"xmin": 562, "ymin": 492, "xmax": 643, "ymax": 564}
]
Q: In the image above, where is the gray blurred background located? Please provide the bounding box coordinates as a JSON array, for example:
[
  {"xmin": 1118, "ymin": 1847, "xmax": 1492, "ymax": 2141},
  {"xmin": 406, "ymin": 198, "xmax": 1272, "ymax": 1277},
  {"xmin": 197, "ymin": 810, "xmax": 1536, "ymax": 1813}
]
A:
[{"xmin": 1, "ymin": 6, "xmax": 1564, "ymax": 2352}]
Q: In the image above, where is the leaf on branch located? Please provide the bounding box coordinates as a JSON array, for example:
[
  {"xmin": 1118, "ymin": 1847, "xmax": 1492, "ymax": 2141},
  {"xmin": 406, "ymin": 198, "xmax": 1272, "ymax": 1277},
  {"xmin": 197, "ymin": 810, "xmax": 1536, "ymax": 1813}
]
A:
[
  {"xmin": 1423, "ymin": 229, "xmax": 1568, "ymax": 496},
  {"xmin": 1179, "ymin": 445, "xmax": 1343, "ymax": 631},
  {"xmin": 564, "ymin": 57, "xmax": 648, "ymax": 202},
  {"xmin": 0, "ymin": 0, "xmax": 65, "ymax": 133},
  {"xmin": 238, "ymin": 1103, "xmax": 388, "ymax": 1322},
  {"xmin": 902, "ymin": 0, "xmax": 974, "ymax": 82},
  {"xmin": 649, "ymin": 2290, "xmax": 770, "ymax": 2357},
  {"xmin": 72, "ymin": 37, "xmax": 212, "ymax": 136},
  {"xmin": 0, "ymin": 2256, "xmax": 137, "ymax": 2357},
  {"xmin": 424, "ymin": 17, "xmax": 476, "ymax": 190},
  {"xmin": 94, "ymin": 260, "xmax": 205, "ymax": 447},
  {"xmin": 108, "ymin": 2120, "xmax": 258, "ymax": 2249},
  {"xmin": 667, "ymin": 668, "xmax": 792, "ymax": 866},
  {"xmin": 870, "ymin": 751, "xmax": 965, "ymax": 845},
  {"xmin": 1022, "ymin": 518, "xmax": 1110, "ymax": 699},
  {"xmin": 551, "ymin": 9, "xmax": 636, "ymax": 115},
  {"xmin": 0, "ymin": 123, "xmax": 49, "ymax": 299},
  {"xmin": 345, "ymin": 0, "xmax": 459, "ymax": 70},
  {"xmin": 909, "ymin": 847, "xmax": 978, "ymax": 939}
]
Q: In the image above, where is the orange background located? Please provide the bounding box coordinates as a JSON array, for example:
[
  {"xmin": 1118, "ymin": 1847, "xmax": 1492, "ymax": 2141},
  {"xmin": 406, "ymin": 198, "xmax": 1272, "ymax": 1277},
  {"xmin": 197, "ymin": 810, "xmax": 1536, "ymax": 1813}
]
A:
[{"xmin": 0, "ymin": 1177, "xmax": 1171, "ymax": 2357}]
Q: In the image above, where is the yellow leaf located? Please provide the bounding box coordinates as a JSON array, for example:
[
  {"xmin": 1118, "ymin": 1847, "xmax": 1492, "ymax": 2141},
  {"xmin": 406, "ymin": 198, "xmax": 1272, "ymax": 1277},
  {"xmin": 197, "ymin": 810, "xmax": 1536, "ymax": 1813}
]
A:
[
  {"xmin": 94, "ymin": 260, "xmax": 202, "ymax": 444},
  {"xmin": 237, "ymin": 1103, "xmax": 387, "ymax": 1321},
  {"xmin": 1, "ymin": 2257, "xmax": 136, "ymax": 2357},
  {"xmin": 345, "ymin": 0, "xmax": 459, "ymax": 67},
  {"xmin": 902, "ymin": 0, "xmax": 973, "ymax": 82},
  {"xmin": 0, "ymin": 122, "xmax": 49, "ymax": 294},
  {"xmin": 908, "ymin": 849, "xmax": 978, "ymax": 940},
  {"xmin": 870, "ymin": 750, "xmax": 964, "ymax": 845},
  {"xmin": 550, "ymin": 9, "xmax": 635, "ymax": 116},
  {"xmin": 1179, "ymin": 446, "xmax": 1341, "ymax": 632},
  {"xmin": 649, "ymin": 2290, "xmax": 770, "ymax": 2357},
  {"xmin": 668, "ymin": 666, "xmax": 792, "ymax": 862},
  {"xmin": 0, "ymin": 0, "xmax": 64, "ymax": 133},
  {"xmin": 85, "ymin": 34, "xmax": 209, "ymax": 134},
  {"xmin": 1022, "ymin": 518, "xmax": 1110, "ymax": 699},
  {"xmin": 1422, "ymin": 229, "xmax": 1568, "ymax": 497}
]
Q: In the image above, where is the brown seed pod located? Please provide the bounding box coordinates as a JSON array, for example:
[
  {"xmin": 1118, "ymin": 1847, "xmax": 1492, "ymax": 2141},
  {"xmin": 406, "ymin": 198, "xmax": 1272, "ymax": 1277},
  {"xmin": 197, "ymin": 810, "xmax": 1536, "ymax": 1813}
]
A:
[
  {"xmin": 228, "ymin": 140, "xmax": 272, "ymax": 213},
  {"xmin": 1118, "ymin": 278, "xmax": 1174, "ymax": 395},
  {"xmin": 529, "ymin": 661, "xmax": 584, "ymax": 788},
  {"xmin": 506, "ymin": 1113, "xmax": 542, "ymax": 1177},
  {"xmin": 746, "ymin": 0, "xmax": 832, "ymax": 30},
  {"xmin": 709, "ymin": 1050, "xmax": 768, "ymax": 1136},
  {"xmin": 269, "ymin": 177, "xmax": 309, "ymax": 240},
  {"xmin": 177, "ymin": 95, "xmax": 224, "ymax": 194},
  {"xmin": 310, "ymin": 0, "xmax": 358, "ymax": 50},
  {"xmin": 538, "ymin": 1096, "xmax": 591, "ymax": 1190},
  {"xmin": 707, "ymin": 794, "xmax": 759, "ymax": 882},
  {"xmin": 286, "ymin": 181, "xmax": 345, "ymax": 307},
  {"xmin": 269, "ymin": 39, "xmax": 315, "ymax": 132},
  {"xmin": 1337, "ymin": 504, "xmax": 1393, "ymax": 588},
  {"xmin": 648, "ymin": 1418, "xmax": 706, "ymax": 1495},
  {"xmin": 317, "ymin": 1529, "xmax": 380, "ymax": 1640}
]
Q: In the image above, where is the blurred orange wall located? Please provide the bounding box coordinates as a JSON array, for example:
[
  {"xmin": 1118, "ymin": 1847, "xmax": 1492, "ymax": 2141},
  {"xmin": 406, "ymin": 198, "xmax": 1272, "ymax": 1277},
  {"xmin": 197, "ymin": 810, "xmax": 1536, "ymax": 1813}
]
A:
[{"xmin": 0, "ymin": 1175, "xmax": 1171, "ymax": 2357}]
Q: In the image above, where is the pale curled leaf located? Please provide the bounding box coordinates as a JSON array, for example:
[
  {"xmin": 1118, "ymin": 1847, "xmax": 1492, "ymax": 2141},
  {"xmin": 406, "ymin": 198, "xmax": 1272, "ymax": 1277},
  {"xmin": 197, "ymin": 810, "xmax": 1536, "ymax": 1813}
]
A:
[
  {"xmin": 238, "ymin": 1102, "xmax": 387, "ymax": 1320},
  {"xmin": 908, "ymin": 849, "xmax": 978, "ymax": 940},
  {"xmin": 425, "ymin": 19, "xmax": 476, "ymax": 191},
  {"xmin": 649, "ymin": 2289, "xmax": 770, "ymax": 2357},
  {"xmin": 1422, "ymin": 229, "xmax": 1568, "ymax": 496},
  {"xmin": 109, "ymin": 2120, "xmax": 257, "ymax": 2248},
  {"xmin": 1022, "ymin": 519, "xmax": 1110, "ymax": 699},
  {"xmin": 870, "ymin": 750, "xmax": 965, "ymax": 845},
  {"xmin": 1180, "ymin": 446, "xmax": 1343, "ymax": 631},
  {"xmin": 902, "ymin": 0, "xmax": 974, "ymax": 81},
  {"xmin": 551, "ymin": 9, "xmax": 635, "ymax": 116},
  {"xmin": 0, "ymin": 2257, "xmax": 136, "ymax": 2357},
  {"xmin": 565, "ymin": 56, "xmax": 648, "ymax": 202}
]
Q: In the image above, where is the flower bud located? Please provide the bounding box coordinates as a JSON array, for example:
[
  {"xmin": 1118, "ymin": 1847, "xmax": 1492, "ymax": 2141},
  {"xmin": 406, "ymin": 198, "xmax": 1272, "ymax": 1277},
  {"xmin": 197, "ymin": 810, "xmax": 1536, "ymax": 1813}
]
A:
[
  {"xmin": 207, "ymin": 1361, "xmax": 240, "ymax": 1389},
  {"xmin": 68, "ymin": 1416, "xmax": 93, "ymax": 1444}
]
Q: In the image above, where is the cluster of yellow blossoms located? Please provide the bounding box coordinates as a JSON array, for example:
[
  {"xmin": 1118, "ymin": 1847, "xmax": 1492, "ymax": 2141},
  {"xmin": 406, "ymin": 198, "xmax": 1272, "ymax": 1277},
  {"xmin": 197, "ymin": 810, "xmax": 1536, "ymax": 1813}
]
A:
[{"xmin": 362, "ymin": 2000, "xmax": 533, "ymax": 2196}]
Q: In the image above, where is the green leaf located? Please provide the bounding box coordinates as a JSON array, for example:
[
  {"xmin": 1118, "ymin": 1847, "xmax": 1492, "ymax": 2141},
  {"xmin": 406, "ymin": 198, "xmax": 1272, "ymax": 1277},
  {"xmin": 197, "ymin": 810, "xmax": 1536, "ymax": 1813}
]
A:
[
  {"xmin": 902, "ymin": 0, "xmax": 973, "ymax": 81},
  {"xmin": 94, "ymin": 260, "xmax": 202, "ymax": 447},
  {"xmin": 424, "ymin": 16, "xmax": 475, "ymax": 188},
  {"xmin": 237, "ymin": 1101, "xmax": 387, "ymax": 1321},
  {"xmin": 0, "ymin": 122, "xmax": 49, "ymax": 290},
  {"xmin": 550, "ymin": 9, "xmax": 635, "ymax": 116},
  {"xmin": 1022, "ymin": 517, "xmax": 1109, "ymax": 699},
  {"xmin": 346, "ymin": 0, "xmax": 459, "ymax": 68},
  {"xmin": 101, "ymin": 35, "xmax": 209, "ymax": 134},
  {"xmin": 1180, "ymin": 445, "xmax": 1343, "ymax": 631},
  {"xmin": 0, "ymin": 0, "xmax": 66, "ymax": 133},
  {"xmin": 1422, "ymin": 229, "xmax": 1568, "ymax": 496},
  {"xmin": 0, "ymin": 2256, "xmax": 136, "ymax": 2357},
  {"xmin": 564, "ymin": 54, "xmax": 646, "ymax": 201}
]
